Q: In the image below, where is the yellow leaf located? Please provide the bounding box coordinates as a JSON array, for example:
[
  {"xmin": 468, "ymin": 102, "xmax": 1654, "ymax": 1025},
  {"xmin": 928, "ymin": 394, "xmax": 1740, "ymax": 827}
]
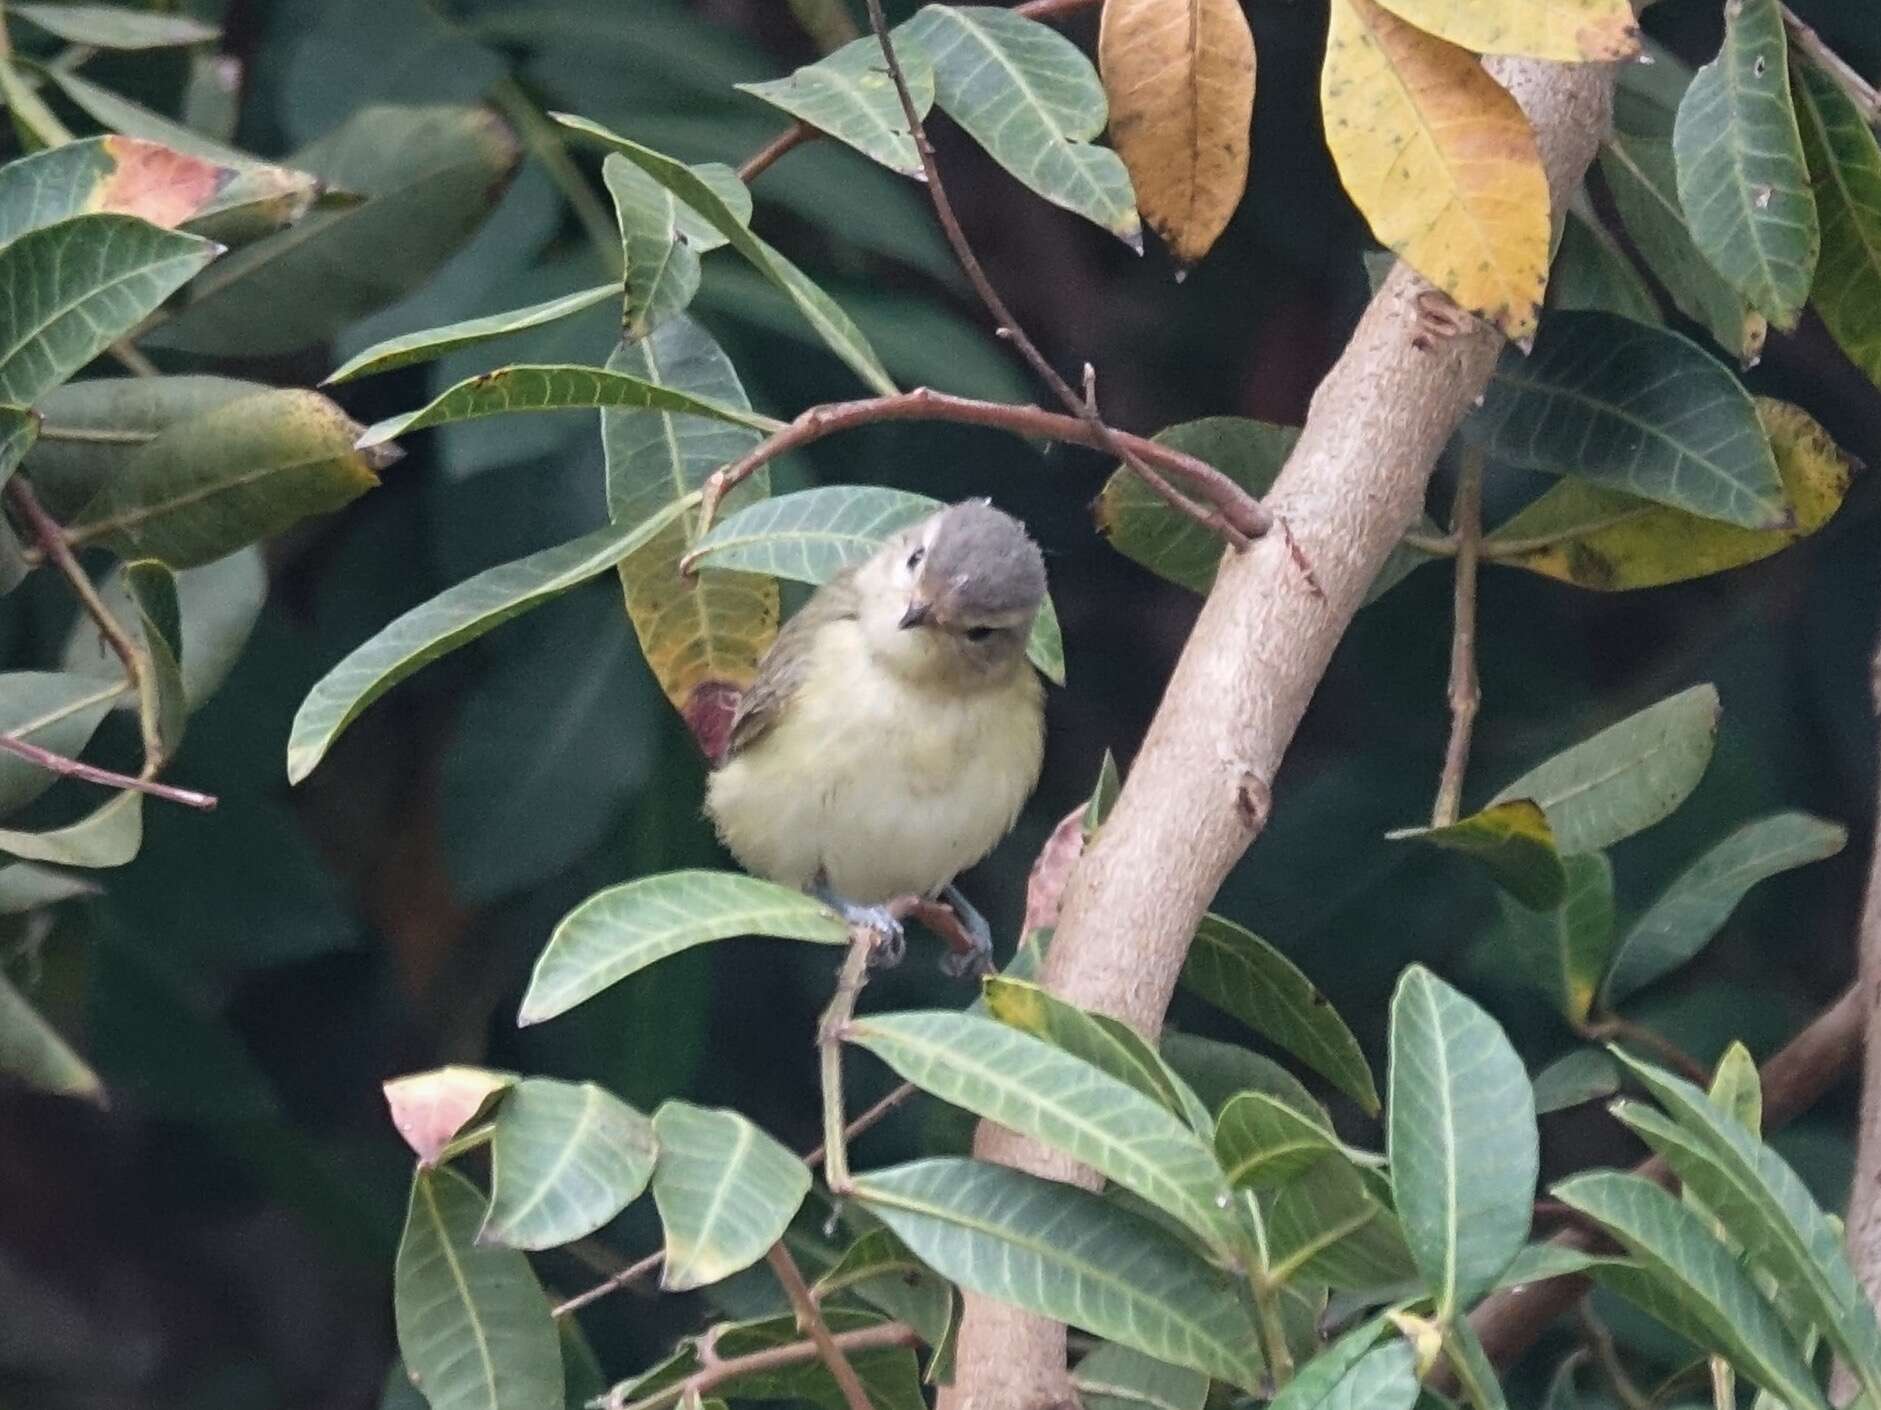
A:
[
  {"xmin": 1322, "ymin": 0, "xmax": 1551, "ymax": 342},
  {"xmin": 1371, "ymin": 0, "xmax": 1639, "ymax": 63},
  {"xmin": 1485, "ymin": 398, "xmax": 1856, "ymax": 591},
  {"xmin": 617, "ymin": 515, "xmax": 778, "ymax": 763},
  {"xmin": 1099, "ymin": 0, "xmax": 1255, "ymax": 265}
]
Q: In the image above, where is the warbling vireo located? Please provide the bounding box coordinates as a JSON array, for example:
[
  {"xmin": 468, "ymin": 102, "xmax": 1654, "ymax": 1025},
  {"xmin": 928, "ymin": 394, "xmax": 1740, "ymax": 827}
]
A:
[{"xmin": 705, "ymin": 499, "xmax": 1048, "ymax": 969}]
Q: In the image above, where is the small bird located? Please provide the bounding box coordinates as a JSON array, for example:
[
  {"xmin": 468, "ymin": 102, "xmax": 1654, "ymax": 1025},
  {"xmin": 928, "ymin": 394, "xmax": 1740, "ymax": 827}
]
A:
[{"xmin": 705, "ymin": 499, "xmax": 1048, "ymax": 970}]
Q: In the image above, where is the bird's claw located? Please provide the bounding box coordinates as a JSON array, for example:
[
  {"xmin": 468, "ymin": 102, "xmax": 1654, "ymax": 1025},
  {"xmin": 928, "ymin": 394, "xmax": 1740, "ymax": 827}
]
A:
[
  {"xmin": 857, "ymin": 906, "xmax": 907, "ymax": 968},
  {"xmin": 937, "ymin": 884, "xmax": 995, "ymax": 979}
]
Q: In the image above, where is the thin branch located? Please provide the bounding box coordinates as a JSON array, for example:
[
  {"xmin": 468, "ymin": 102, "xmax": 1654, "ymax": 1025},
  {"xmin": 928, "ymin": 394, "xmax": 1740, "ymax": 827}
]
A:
[
  {"xmin": 5, "ymin": 478, "xmax": 157, "ymax": 765},
  {"xmin": 614, "ymin": 1321, "xmax": 919, "ymax": 1410},
  {"xmin": 0, "ymin": 732, "xmax": 215, "ymax": 810},
  {"xmin": 552, "ymin": 1082, "xmax": 918, "ymax": 1319},
  {"xmin": 857, "ymin": 0, "xmax": 1261, "ymax": 551},
  {"xmin": 1013, "ymin": 0, "xmax": 1100, "ymax": 17},
  {"xmin": 1468, "ymin": 984, "xmax": 1863, "ymax": 1373},
  {"xmin": 1432, "ymin": 450, "xmax": 1484, "ymax": 828},
  {"xmin": 1578, "ymin": 1302, "xmax": 1651, "ymax": 1410},
  {"xmin": 691, "ymin": 386, "xmax": 1270, "ymax": 543},
  {"xmin": 739, "ymin": 121, "xmax": 816, "ymax": 183},
  {"xmin": 765, "ymin": 1241, "xmax": 873, "ymax": 1410},
  {"xmin": 1783, "ymin": 5, "xmax": 1881, "ymax": 125},
  {"xmin": 819, "ymin": 930, "xmax": 880, "ymax": 1195},
  {"xmin": 1578, "ymin": 1014, "xmax": 1710, "ymax": 1086}
]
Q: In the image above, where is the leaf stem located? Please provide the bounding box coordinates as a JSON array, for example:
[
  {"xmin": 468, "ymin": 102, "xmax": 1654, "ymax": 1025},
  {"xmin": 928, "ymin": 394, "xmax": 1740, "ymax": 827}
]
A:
[
  {"xmin": 1782, "ymin": 6, "xmax": 1880, "ymax": 125},
  {"xmin": 1432, "ymin": 450, "xmax": 1484, "ymax": 829},
  {"xmin": 819, "ymin": 929, "xmax": 882, "ymax": 1196},
  {"xmin": 0, "ymin": 730, "xmax": 215, "ymax": 809},
  {"xmin": 765, "ymin": 1241, "xmax": 874, "ymax": 1410},
  {"xmin": 692, "ymin": 386, "xmax": 1270, "ymax": 544},
  {"xmin": 612, "ymin": 1321, "xmax": 919, "ymax": 1410},
  {"xmin": 1578, "ymin": 1302, "xmax": 1651, "ymax": 1410},
  {"xmin": 1578, "ymin": 1014, "xmax": 1709, "ymax": 1085},
  {"xmin": 856, "ymin": 0, "xmax": 1263, "ymax": 551}
]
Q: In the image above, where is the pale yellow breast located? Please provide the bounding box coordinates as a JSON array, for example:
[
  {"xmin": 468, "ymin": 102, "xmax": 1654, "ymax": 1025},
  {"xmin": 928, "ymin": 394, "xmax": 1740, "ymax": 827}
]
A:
[{"xmin": 705, "ymin": 618, "xmax": 1045, "ymax": 903}]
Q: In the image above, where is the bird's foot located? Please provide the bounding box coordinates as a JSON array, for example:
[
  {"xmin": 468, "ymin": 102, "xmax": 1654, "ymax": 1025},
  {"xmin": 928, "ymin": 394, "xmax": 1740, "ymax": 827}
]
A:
[
  {"xmin": 936, "ymin": 883, "xmax": 995, "ymax": 979},
  {"xmin": 811, "ymin": 882, "xmax": 906, "ymax": 967}
]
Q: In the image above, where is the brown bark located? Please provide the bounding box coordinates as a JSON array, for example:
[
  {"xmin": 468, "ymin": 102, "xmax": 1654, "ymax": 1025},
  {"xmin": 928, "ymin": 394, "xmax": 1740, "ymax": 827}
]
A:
[
  {"xmin": 1842, "ymin": 647, "xmax": 1881, "ymax": 1394},
  {"xmin": 939, "ymin": 55, "xmax": 1617, "ymax": 1410}
]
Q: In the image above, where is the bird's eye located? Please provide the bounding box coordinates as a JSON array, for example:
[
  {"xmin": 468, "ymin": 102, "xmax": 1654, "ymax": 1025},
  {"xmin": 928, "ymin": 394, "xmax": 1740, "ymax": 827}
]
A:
[
  {"xmin": 964, "ymin": 626, "xmax": 996, "ymax": 643},
  {"xmin": 906, "ymin": 547, "xmax": 925, "ymax": 570}
]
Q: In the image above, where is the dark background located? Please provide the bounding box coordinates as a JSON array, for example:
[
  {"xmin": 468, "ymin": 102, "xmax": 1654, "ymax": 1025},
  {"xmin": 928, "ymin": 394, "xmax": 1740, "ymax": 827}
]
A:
[{"xmin": 2, "ymin": 1, "xmax": 1879, "ymax": 1406}]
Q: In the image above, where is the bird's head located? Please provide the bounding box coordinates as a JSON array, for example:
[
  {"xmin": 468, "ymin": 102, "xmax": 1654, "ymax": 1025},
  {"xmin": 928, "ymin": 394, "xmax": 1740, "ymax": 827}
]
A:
[{"xmin": 860, "ymin": 499, "xmax": 1046, "ymax": 685}]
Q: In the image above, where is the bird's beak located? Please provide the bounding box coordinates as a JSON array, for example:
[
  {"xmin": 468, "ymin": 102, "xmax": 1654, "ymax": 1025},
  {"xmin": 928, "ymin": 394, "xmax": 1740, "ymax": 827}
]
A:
[{"xmin": 899, "ymin": 597, "xmax": 932, "ymax": 629}]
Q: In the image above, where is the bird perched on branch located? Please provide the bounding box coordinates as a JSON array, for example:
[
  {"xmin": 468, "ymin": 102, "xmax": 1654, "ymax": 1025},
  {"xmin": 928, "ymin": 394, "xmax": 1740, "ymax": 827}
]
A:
[{"xmin": 705, "ymin": 499, "xmax": 1048, "ymax": 973}]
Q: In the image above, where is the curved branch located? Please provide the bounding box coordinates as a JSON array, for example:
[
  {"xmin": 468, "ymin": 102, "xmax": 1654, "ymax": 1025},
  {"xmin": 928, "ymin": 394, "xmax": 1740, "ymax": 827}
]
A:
[
  {"xmin": 1841, "ymin": 640, "xmax": 1881, "ymax": 1371},
  {"xmin": 940, "ymin": 56, "xmax": 1617, "ymax": 1409}
]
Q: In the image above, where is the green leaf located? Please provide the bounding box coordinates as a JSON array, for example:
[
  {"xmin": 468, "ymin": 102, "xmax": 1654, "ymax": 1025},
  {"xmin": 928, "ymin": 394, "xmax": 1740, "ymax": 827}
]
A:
[
  {"xmin": 1551, "ymin": 1169, "xmax": 1826, "ymax": 1410},
  {"xmin": 150, "ymin": 104, "xmax": 521, "ymax": 357},
  {"xmin": 0, "ymin": 788, "xmax": 140, "ymax": 866},
  {"xmin": 704, "ymin": 1309, "xmax": 925, "ymax": 1410},
  {"xmin": 1095, "ymin": 418, "xmax": 1296, "ymax": 593},
  {"xmin": 737, "ymin": 35, "xmax": 935, "ymax": 179},
  {"xmin": 0, "ymin": 969, "xmax": 102, "ymax": 1100},
  {"xmin": 286, "ymin": 497, "xmax": 694, "ymax": 784},
  {"xmin": 1672, "ymin": 0, "xmax": 1817, "ymax": 328},
  {"xmin": 604, "ymin": 321, "xmax": 778, "ymax": 748},
  {"xmin": 984, "ymin": 976, "xmax": 1214, "ymax": 1135},
  {"xmin": 848, "ymin": 1009, "xmax": 1238, "ymax": 1251},
  {"xmin": 814, "ymin": 1226, "xmax": 955, "ymax": 1354},
  {"xmin": 1603, "ymin": 811, "xmax": 1844, "ymax": 1006},
  {"xmin": 1388, "ymin": 966, "xmax": 1537, "ymax": 1316},
  {"xmin": 898, "ymin": 6, "xmax": 1139, "ymax": 247},
  {"xmin": 1085, "ymin": 750, "xmax": 1122, "ymax": 834},
  {"xmin": 1472, "ymin": 313, "xmax": 1787, "ymax": 529},
  {"xmin": 1608, "ymin": 1053, "xmax": 1881, "ymax": 1401},
  {"xmin": 605, "ymin": 154, "xmax": 700, "ymax": 340},
  {"xmin": 1483, "ymin": 397, "xmax": 1856, "ymax": 592},
  {"xmin": 650, "ymin": 1100, "xmax": 810, "ymax": 1291},
  {"xmin": 482, "ymin": 1077, "xmax": 656, "ymax": 1250},
  {"xmin": 0, "ymin": 215, "xmax": 218, "ymax": 405},
  {"xmin": 855, "ymin": 1156, "xmax": 1264, "ymax": 1388},
  {"xmin": 1158, "ymin": 1031, "xmax": 1325, "ymax": 1123},
  {"xmin": 38, "ymin": 63, "xmax": 247, "ymax": 161},
  {"xmin": 26, "ymin": 374, "xmax": 266, "ymax": 517},
  {"xmin": 1442, "ymin": 1319, "xmax": 1508, "ymax": 1410},
  {"xmin": 1318, "ymin": 1345, "xmax": 1421, "ymax": 1410},
  {"xmin": 1180, "ymin": 913, "xmax": 1379, "ymax": 1114},
  {"xmin": 1216, "ymin": 1091, "xmax": 1349, "ymax": 1189},
  {"xmin": 554, "ymin": 114, "xmax": 897, "ymax": 395},
  {"xmin": 324, "ymin": 284, "xmax": 620, "ymax": 383},
  {"xmin": 1386, "ymin": 800, "xmax": 1568, "ymax": 911},
  {"xmin": 1709, "ymin": 1041, "xmax": 1762, "ymax": 1137},
  {"xmin": 596, "ymin": 152, "xmax": 751, "ymax": 257},
  {"xmin": 1263, "ymin": 1153, "xmax": 1418, "ymax": 1289},
  {"xmin": 1489, "ymin": 684, "xmax": 1720, "ymax": 854},
  {"xmin": 11, "ymin": 4, "xmax": 217, "ymax": 48},
  {"xmin": 357, "ymin": 363, "xmax": 781, "ymax": 448},
  {"xmin": 1531, "ymin": 1048, "xmax": 1619, "ymax": 1114},
  {"xmin": 1792, "ymin": 58, "xmax": 1881, "ymax": 388},
  {"xmin": 1600, "ymin": 133, "xmax": 1766, "ymax": 361},
  {"xmin": 394, "ymin": 1166, "xmax": 562, "ymax": 1410},
  {"xmin": 1263, "ymin": 1316, "xmax": 1392, "ymax": 1410},
  {"xmin": 692, "ymin": 485, "xmax": 1068, "ymax": 684},
  {"xmin": 1549, "ymin": 212, "xmax": 1661, "ymax": 326},
  {"xmin": 1498, "ymin": 851, "xmax": 1614, "ymax": 1023},
  {"xmin": 1072, "ymin": 1340, "xmax": 1210, "ymax": 1410},
  {"xmin": 67, "ymin": 389, "xmax": 390, "ymax": 568},
  {"xmin": 125, "ymin": 560, "xmax": 186, "ymax": 758},
  {"xmin": 0, "ymin": 135, "xmax": 229, "ymax": 247},
  {"xmin": 518, "ymin": 870, "xmax": 847, "ymax": 1026},
  {"xmin": 0, "ymin": 860, "xmax": 98, "ymax": 913},
  {"xmin": 0, "ymin": 671, "xmax": 122, "ymax": 816}
]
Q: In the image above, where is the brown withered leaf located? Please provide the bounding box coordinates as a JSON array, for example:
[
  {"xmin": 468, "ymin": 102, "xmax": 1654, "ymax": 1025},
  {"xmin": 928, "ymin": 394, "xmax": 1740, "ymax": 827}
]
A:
[{"xmin": 1100, "ymin": 0, "xmax": 1255, "ymax": 266}]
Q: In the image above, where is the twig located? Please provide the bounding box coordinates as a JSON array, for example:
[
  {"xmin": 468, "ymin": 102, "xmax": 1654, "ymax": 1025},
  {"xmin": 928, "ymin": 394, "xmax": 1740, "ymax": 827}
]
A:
[
  {"xmin": 1578, "ymin": 1014, "xmax": 1710, "ymax": 1086},
  {"xmin": 1013, "ymin": 0, "xmax": 1100, "ymax": 17},
  {"xmin": 765, "ymin": 1241, "xmax": 873, "ymax": 1410},
  {"xmin": 691, "ymin": 386, "xmax": 1270, "ymax": 542},
  {"xmin": 739, "ymin": 121, "xmax": 816, "ymax": 183},
  {"xmin": 614, "ymin": 1321, "xmax": 919, "ymax": 1410},
  {"xmin": 488, "ymin": 76, "xmax": 622, "ymax": 277},
  {"xmin": 553, "ymin": 1081, "xmax": 918, "ymax": 1319},
  {"xmin": 1578, "ymin": 1302, "xmax": 1651, "ymax": 1410},
  {"xmin": 1467, "ymin": 984, "xmax": 1863, "ymax": 1373},
  {"xmin": 0, "ymin": 732, "xmax": 215, "ymax": 809},
  {"xmin": 108, "ymin": 341, "xmax": 159, "ymax": 378},
  {"xmin": 1783, "ymin": 6, "xmax": 1881, "ymax": 125},
  {"xmin": 5, "ymin": 478, "xmax": 157, "ymax": 765},
  {"xmin": 819, "ymin": 928, "xmax": 883, "ymax": 1195},
  {"xmin": 857, "ymin": 0, "xmax": 1260, "ymax": 552},
  {"xmin": 1432, "ymin": 450, "xmax": 1484, "ymax": 828}
]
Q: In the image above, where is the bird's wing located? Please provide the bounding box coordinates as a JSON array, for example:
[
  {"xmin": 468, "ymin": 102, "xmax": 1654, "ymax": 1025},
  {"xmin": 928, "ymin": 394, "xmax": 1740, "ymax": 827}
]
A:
[{"xmin": 722, "ymin": 567, "xmax": 862, "ymax": 761}]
